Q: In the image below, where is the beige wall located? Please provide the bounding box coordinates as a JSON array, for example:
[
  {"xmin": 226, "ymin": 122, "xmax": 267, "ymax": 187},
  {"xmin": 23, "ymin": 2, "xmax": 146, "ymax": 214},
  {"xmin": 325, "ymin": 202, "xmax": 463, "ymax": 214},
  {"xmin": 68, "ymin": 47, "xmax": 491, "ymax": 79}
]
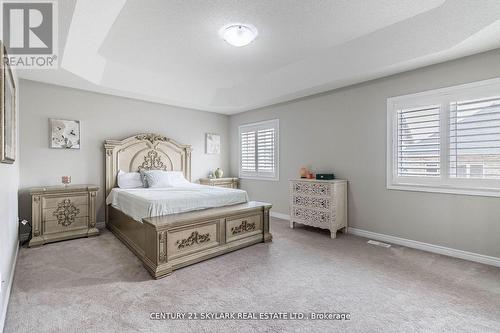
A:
[
  {"xmin": 19, "ymin": 80, "xmax": 229, "ymax": 223},
  {"xmin": 0, "ymin": 71, "xmax": 19, "ymax": 331},
  {"xmin": 229, "ymin": 49, "xmax": 500, "ymax": 258}
]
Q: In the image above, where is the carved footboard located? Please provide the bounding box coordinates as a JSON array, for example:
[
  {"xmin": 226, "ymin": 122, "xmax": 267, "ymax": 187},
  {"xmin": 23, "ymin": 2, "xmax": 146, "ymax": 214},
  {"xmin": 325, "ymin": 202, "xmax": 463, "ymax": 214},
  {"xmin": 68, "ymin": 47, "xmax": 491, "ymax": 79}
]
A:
[{"xmin": 109, "ymin": 201, "xmax": 272, "ymax": 279}]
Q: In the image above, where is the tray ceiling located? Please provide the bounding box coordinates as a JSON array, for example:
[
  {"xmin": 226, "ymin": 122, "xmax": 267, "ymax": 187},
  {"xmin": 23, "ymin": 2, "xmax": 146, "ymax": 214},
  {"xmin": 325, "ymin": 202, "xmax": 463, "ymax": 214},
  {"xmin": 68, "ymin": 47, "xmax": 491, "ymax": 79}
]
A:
[{"xmin": 18, "ymin": 0, "xmax": 500, "ymax": 114}]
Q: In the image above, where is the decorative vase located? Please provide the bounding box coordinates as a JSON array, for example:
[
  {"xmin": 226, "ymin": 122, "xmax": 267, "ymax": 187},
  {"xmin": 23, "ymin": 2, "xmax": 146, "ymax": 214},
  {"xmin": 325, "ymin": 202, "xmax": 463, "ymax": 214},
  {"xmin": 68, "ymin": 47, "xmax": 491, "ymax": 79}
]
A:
[
  {"xmin": 214, "ymin": 168, "xmax": 223, "ymax": 178},
  {"xmin": 61, "ymin": 176, "xmax": 71, "ymax": 186},
  {"xmin": 299, "ymin": 167, "xmax": 308, "ymax": 178}
]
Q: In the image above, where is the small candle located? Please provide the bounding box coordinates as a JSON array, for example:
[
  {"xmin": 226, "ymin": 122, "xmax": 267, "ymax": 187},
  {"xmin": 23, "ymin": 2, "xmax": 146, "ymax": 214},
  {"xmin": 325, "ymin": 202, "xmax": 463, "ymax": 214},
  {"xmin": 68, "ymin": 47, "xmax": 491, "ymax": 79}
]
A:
[{"xmin": 62, "ymin": 176, "xmax": 72, "ymax": 185}]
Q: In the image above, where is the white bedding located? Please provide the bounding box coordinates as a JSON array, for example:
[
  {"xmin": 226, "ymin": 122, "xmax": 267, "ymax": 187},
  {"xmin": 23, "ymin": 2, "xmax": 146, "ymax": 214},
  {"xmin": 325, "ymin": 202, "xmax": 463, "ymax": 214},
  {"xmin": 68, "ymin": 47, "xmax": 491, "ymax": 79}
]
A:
[{"xmin": 106, "ymin": 184, "xmax": 249, "ymax": 222}]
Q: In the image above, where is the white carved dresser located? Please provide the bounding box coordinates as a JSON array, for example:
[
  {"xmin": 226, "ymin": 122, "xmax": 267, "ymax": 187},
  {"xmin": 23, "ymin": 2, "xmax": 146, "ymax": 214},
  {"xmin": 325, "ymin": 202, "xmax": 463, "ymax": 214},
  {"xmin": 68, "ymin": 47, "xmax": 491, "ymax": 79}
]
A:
[
  {"xmin": 289, "ymin": 179, "xmax": 347, "ymax": 238},
  {"xmin": 29, "ymin": 185, "xmax": 99, "ymax": 247}
]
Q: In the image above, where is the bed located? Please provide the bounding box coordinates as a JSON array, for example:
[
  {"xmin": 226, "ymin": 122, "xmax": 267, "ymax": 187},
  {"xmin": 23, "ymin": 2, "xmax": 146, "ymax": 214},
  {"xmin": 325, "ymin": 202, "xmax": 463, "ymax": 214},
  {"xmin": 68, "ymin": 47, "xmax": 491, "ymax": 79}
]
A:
[{"xmin": 104, "ymin": 133, "xmax": 272, "ymax": 279}]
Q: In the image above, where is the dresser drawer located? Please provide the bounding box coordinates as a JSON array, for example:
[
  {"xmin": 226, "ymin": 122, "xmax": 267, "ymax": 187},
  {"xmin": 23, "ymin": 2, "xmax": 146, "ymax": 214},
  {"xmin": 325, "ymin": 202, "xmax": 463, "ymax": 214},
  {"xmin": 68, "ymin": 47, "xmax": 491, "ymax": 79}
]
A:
[
  {"xmin": 226, "ymin": 213, "xmax": 262, "ymax": 243},
  {"xmin": 42, "ymin": 203, "xmax": 88, "ymax": 222},
  {"xmin": 167, "ymin": 220, "xmax": 220, "ymax": 259},
  {"xmin": 216, "ymin": 183, "xmax": 234, "ymax": 188},
  {"xmin": 199, "ymin": 178, "xmax": 239, "ymax": 189},
  {"xmin": 43, "ymin": 197, "xmax": 88, "ymax": 225},
  {"xmin": 292, "ymin": 181, "xmax": 331, "ymax": 197},
  {"xmin": 292, "ymin": 207, "xmax": 333, "ymax": 226},
  {"xmin": 42, "ymin": 194, "xmax": 88, "ymax": 209},
  {"xmin": 292, "ymin": 195, "xmax": 332, "ymax": 210},
  {"xmin": 44, "ymin": 216, "xmax": 89, "ymax": 234}
]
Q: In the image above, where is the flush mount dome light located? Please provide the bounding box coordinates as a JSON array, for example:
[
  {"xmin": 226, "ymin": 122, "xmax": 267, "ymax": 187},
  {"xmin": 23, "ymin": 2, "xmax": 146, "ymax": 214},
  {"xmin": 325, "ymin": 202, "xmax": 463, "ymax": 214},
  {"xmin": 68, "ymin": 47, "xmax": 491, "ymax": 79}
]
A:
[{"xmin": 219, "ymin": 23, "xmax": 258, "ymax": 47}]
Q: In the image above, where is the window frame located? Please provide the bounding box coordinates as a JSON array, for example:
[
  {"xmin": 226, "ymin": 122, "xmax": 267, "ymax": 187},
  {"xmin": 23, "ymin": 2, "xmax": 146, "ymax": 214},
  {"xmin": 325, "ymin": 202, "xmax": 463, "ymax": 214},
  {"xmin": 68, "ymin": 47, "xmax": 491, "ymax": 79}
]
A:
[
  {"xmin": 238, "ymin": 119, "xmax": 279, "ymax": 181},
  {"xmin": 387, "ymin": 77, "xmax": 500, "ymax": 197}
]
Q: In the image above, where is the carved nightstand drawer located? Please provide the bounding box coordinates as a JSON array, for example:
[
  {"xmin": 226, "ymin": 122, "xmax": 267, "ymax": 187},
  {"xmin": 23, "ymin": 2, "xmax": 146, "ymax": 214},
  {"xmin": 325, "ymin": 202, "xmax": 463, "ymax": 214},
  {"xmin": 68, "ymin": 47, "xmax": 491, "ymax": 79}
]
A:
[
  {"xmin": 42, "ymin": 195, "xmax": 88, "ymax": 209},
  {"xmin": 44, "ymin": 217, "xmax": 89, "ymax": 235},
  {"xmin": 199, "ymin": 177, "xmax": 239, "ymax": 189},
  {"xmin": 226, "ymin": 213, "xmax": 262, "ymax": 243},
  {"xmin": 167, "ymin": 220, "xmax": 220, "ymax": 259},
  {"xmin": 29, "ymin": 185, "xmax": 99, "ymax": 247},
  {"xmin": 42, "ymin": 197, "xmax": 88, "ymax": 222}
]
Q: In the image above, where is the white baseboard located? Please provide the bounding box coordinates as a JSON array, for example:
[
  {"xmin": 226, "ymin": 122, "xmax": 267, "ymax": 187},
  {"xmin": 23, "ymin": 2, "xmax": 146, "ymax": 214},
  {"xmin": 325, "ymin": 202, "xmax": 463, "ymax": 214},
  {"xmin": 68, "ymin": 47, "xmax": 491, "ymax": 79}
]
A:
[
  {"xmin": 1, "ymin": 243, "xmax": 19, "ymax": 333},
  {"xmin": 270, "ymin": 212, "xmax": 290, "ymax": 220},
  {"xmin": 268, "ymin": 212, "xmax": 500, "ymax": 267},
  {"xmin": 348, "ymin": 227, "xmax": 500, "ymax": 268}
]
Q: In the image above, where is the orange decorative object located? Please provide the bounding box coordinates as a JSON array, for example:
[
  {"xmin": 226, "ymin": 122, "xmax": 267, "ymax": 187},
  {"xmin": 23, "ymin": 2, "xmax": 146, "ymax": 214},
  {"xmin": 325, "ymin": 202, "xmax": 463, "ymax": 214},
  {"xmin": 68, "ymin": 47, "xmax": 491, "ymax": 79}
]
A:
[
  {"xmin": 306, "ymin": 172, "xmax": 314, "ymax": 179},
  {"xmin": 299, "ymin": 167, "xmax": 308, "ymax": 178}
]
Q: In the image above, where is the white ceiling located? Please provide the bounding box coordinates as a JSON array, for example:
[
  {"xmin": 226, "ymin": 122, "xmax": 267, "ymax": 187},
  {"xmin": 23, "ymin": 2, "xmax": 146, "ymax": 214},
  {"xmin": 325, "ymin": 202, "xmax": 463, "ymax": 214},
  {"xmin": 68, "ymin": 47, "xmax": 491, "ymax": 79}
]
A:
[{"xmin": 18, "ymin": 0, "xmax": 500, "ymax": 114}]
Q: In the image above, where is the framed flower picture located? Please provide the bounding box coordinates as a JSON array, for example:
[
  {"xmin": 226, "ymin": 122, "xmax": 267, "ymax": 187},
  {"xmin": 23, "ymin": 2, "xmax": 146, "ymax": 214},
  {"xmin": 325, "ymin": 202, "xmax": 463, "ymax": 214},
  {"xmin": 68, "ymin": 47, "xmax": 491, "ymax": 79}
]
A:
[
  {"xmin": 50, "ymin": 119, "xmax": 81, "ymax": 149},
  {"xmin": 0, "ymin": 42, "xmax": 16, "ymax": 164}
]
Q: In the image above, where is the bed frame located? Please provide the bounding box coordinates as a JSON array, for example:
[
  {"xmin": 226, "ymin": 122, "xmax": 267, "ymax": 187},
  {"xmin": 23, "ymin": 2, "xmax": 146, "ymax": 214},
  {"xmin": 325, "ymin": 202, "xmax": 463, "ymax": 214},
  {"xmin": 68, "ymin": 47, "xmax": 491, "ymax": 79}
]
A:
[{"xmin": 104, "ymin": 134, "xmax": 272, "ymax": 279}]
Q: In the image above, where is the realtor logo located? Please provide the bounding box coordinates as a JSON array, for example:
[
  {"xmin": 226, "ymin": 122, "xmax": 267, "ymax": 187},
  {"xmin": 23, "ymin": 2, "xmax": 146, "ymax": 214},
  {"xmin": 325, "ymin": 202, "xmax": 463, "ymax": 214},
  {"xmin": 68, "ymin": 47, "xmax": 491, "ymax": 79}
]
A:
[{"xmin": 1, "ymin": 1, "xmax": 58, "ymax": 68}]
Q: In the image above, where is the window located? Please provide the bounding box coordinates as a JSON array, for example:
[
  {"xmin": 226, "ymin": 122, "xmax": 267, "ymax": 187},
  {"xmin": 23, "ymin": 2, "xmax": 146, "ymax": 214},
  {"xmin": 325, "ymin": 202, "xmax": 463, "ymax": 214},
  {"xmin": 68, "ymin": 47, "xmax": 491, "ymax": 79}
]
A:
[
  {"xmin": 397, "ymin": 104, "xmax": 441, "ymax": 178},
  {"xmin": 239, "ymin": 119, "xmax": 279, "ymax": 180},
  {"xmin": 387, "ymin": 78, "xmax": 500, "ymax": 197}
]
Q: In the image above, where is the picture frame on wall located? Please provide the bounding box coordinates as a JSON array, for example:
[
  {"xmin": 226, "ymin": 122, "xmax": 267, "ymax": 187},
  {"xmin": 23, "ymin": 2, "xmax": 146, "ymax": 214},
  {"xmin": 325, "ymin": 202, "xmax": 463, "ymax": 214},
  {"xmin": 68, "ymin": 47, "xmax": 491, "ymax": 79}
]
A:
[
  {"xmin": 0, "ymin": 42, "xmax": 16, "ymax": 164},
  {"xmin": 205, "ymin": 133, "xmax": 221, "ymax": 154},
  {"xmin": 50, "ymin": 119, "xmax": 81, "ymax": 149}
]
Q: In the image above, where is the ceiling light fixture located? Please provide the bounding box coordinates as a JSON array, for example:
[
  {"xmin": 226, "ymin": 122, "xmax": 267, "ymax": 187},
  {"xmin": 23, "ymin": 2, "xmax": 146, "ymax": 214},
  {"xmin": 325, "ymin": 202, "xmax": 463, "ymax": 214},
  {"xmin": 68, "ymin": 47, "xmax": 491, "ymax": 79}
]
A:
[{"xmin": 219, "ymin": 23, "xmax": 258, "ymax": 47}]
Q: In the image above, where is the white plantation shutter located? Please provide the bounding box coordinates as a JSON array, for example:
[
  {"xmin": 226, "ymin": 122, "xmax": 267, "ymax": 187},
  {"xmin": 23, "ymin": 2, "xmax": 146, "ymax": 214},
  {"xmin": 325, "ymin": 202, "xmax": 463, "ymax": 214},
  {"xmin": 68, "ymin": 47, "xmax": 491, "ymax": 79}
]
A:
[
  {"xmin": 239, "ymin": 119, "xmax": 279, "ymax": 179},
  {"xmin": 257, "ymin": 128, "xmax": 276, "ymax": 173},
  {"xmin": 449, "ymin": 96, "xmax": 500, "ymax": 179},
  {"xmin": 240, "ymin": 131, "xmax": 256, "ymax": 172},
  {"xmin": 397, "ymin": 105, "xmax": 441, "ymax": 177},
  {"xmin": 388, "ymin": 78, "xmax": 500, "ymax": 197}
]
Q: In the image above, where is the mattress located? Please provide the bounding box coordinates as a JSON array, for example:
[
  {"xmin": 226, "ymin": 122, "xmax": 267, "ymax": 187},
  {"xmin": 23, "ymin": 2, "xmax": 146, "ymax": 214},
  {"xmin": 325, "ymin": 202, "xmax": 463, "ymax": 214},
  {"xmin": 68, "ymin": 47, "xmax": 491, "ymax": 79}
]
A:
[{"xmin": 106, "ymin": 184, "xmax": 249, "ymax": 222}]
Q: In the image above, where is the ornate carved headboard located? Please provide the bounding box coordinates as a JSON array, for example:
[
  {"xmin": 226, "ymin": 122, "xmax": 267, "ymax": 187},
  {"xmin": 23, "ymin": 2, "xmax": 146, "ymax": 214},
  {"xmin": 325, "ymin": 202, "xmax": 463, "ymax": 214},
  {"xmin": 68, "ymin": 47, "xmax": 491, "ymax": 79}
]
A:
[{"xmin": 104, "ymin": 133, "xmax": 192, "ymax": 196}]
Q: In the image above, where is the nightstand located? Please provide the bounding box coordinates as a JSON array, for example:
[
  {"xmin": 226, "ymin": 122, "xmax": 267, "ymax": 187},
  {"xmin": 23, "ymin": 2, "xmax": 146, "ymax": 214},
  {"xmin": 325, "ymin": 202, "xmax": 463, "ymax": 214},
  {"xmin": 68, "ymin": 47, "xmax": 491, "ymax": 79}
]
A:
[
  {"xmin": 199, "ymin": 177, "xmax": 239, "ymax": 189},
  {"xmin": 29, "ymin": 184, "xmax": 99, "ymax": 247}
]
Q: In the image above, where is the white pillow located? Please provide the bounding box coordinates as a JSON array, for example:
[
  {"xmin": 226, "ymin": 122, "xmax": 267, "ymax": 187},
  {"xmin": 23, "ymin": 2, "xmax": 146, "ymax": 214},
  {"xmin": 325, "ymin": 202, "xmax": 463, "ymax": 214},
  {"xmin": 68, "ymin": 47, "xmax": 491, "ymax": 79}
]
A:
[
  {"xmin": 117, "ymin": 170, "xmax": 145, "ymax": 189},
  {"xmin": 167, "ymin": 171, "xmax": 192, "ymax": 187},
  {"xmin": 142, "ymin": 170, "xmax": 190, "ymax": 188}
]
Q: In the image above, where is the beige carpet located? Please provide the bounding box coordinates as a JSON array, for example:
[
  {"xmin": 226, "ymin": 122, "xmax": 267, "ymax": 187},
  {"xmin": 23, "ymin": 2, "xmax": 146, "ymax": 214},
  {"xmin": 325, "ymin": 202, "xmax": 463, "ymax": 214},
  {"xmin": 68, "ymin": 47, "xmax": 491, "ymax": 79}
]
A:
[{"xmin": 5, "ymin": 218, "xmax": 500, "ymax": 332}]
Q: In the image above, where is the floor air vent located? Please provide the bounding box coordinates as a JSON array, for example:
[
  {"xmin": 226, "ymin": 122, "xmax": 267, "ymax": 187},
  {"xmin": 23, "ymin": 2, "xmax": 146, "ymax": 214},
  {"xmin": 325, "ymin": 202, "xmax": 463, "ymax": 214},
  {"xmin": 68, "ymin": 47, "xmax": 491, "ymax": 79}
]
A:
[{"xmin": 367, "ymin": 240, "xmax": 391, "ymax": 248}]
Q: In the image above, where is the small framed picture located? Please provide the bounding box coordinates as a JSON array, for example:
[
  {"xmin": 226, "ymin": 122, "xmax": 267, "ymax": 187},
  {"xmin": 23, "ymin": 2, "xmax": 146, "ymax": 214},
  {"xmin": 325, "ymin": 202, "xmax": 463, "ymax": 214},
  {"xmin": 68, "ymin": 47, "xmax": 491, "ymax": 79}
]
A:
[
  {"xmin": 50, "ymin": 119, "xmax": 81, "ymax": 149},
  {"xmin": 205, "ymin": 133, "xmax": 220, "ymax": 154},
  {"xmin": 1, "ymin": 42, "xmax": 16, "ymax": 164}
]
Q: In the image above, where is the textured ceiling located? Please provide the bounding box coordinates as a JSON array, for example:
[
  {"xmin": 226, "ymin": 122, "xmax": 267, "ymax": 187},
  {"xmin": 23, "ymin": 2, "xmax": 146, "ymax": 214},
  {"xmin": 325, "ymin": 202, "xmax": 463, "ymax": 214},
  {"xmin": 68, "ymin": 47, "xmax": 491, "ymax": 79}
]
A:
[{"xmin": 18, "ymin": 0, "xmax": 500, "ymax": 114}]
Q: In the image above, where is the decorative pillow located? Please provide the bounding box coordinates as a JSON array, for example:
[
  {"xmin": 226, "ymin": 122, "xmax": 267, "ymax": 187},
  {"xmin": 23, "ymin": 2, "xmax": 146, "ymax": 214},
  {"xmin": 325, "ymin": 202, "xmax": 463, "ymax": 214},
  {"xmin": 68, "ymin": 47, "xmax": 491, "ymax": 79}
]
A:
[
  {"xmin": 139, "ymin": 169, "xmax": 149, "ymax": 187},
  {"xmin": 117, "ymin": 170, "xmax": 145, "ymax": 189},
  {"xmin": 142, "ymin": 170, "xmax": 190, "ymax": 188}
]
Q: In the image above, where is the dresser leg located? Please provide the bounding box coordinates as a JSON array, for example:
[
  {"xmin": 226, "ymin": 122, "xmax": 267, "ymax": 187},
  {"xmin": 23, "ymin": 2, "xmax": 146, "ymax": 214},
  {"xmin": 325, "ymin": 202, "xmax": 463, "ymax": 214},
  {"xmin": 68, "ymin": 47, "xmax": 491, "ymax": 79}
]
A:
[
  {"xmin": 29, "ymin": 236, "xmax": 45, "ymax": 247},
  {"xmin": 330, "ymin": 230, "xmax": 337, "ymax": 239},
  {"xmin": 264, "ymin": 232, "xmax": 273, "ymax": 243},
  {"xmin": 289, "ymin": 221, "xmax": 294, "ymax": 229},
  {"xmin": 87, "ymin": 228, "xmax": 100, "ymax": 237},
  {"xmin": 150, "ymin": 263, "xmax": 173, "ymax": 279}
]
